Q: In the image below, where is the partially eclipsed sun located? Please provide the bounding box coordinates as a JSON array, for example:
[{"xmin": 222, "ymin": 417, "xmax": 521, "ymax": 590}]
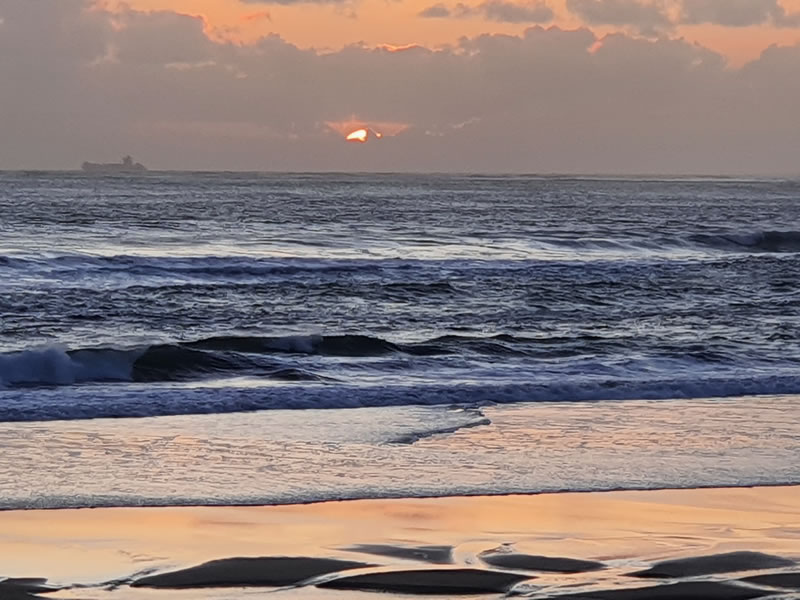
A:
[
  {"xmin": 345, "ymin": 128, "xmax": 383, "ymax": 143},
  {"xmin": 327, "ymin": 120, "xmax": 405, "ymax": 143},
  {"xmin": 346, "ymin": 128, "xmax": 369, "ymax": 143}
]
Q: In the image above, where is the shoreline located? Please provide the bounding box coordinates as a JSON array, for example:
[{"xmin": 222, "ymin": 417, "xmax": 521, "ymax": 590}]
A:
[
  {"xmin": 5, "ymin": 394, "xmax": 800, "ymax": 514},
  {"xmin": 2, "ymin": 485, "xmax": 800, "ymax": 598},
  {"xmin": 4, "ymin": 480, "xmax": 800, "ymax": 513}
]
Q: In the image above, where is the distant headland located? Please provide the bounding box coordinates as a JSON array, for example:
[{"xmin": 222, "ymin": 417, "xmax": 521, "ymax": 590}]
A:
[{"xmin": 81, "ymin": 156, "xmax": 147, "ymax": 173}]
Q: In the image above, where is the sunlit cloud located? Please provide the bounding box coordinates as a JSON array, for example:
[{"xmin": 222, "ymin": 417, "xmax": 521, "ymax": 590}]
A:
[
  {"xmin": 378, "ymin": 43, "xmax": 424, "ymax": 52},
  {"xmin": 240, "ymin": 0, "xmax": 348, "ymax": 4}
]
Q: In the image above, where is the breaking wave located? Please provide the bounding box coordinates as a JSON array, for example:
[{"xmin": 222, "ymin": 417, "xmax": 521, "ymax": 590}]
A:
[
  {"xmin": 0, "ymin": 336, "xmax": 375, "ymax": 387},
  {"xmin": 1, "ymin": 373, "xmax": 800, "ymax": 422},
  {"xmin": 0, "ymin": 333, "xmax": 574, "ymax": 388}
]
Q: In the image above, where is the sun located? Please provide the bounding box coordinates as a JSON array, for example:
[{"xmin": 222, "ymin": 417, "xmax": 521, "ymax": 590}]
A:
[
  {"xmin": 344, "ymin": 128, "xmax": 384, "ymax": 143},
  {"xmin": 346, "ymin": 128, "xmax": 369, "ymax": 143}
]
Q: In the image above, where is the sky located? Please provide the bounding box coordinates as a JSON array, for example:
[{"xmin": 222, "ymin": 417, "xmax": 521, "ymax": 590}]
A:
[{"xmin": 1, "ymin": 0, "xmax": 799, "ymax": 173}]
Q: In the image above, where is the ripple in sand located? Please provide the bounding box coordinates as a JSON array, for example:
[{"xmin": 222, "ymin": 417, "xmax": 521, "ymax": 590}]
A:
[
  {"xmin": 317, "ymin": 567, "xmax": 531, "ymax": 594},
  {"xmin": 130, "ymin": 556, "xmax": 372, "ymax": 588},
  {"xmin": 630, "ymin": 551, "xmax": 796, "ymax": 578}
]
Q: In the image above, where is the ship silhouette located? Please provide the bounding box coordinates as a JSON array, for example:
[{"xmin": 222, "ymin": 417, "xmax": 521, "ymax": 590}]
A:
[{"xmin": 82, "ymin": 155, "xmax": 147, "ymax": 173}]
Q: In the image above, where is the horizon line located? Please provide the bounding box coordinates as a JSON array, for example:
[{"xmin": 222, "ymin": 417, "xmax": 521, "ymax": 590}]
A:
[{"xmin": 1, "ymin": 169, "xmax": 798, "ymax": 180}]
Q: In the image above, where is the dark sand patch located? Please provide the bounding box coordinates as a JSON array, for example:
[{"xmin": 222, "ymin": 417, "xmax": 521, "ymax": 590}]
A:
[
  {"xmin": 131, "ymin": 556, "xmax": 371, "ymax": 588},
  {"xmin": 317, "ymin": 567, "xmax": 531, "ymax": 594},
  {"xmin": 343, "ymin": 543, "xmax": 454, "ymax": 563},
  {"xmin": 554, "ymin": 581, "xmax": 769, "ymax": 599},
  {"xmin": 480, "ymin": 551, "xmax": 604, "ymax": 573},
  {"xmin": 742, "ymin": 572, "xmax": 800, "ymax": 589},
  {"xmin": 631, "ymin": 551, "xmax": 796, "ymax": 578},
  {"xmin": 0, "ymin": 578, "xmax": 60, "ymax": 599},
  {"xmin": 0, "ymin": 578, "xmax": 61, "ymax": 598},
  {"xmin": 0, "ymin": 578, "xmax": 57, "ymax": 594},
  {"xmin": 0, "ymin": 590, "xmax": 40, "ymax": 600}
]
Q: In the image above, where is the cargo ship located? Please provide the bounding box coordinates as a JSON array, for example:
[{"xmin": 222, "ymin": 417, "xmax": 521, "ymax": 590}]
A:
[{"xmin": 81, "ymin": 156, "xmax": 147, "ymax": 173}]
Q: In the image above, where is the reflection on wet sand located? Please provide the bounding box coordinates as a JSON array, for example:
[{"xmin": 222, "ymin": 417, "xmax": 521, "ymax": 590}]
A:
[{"xmin": 0, "ymin": 486, "xmax": 798, "ymax": 598}]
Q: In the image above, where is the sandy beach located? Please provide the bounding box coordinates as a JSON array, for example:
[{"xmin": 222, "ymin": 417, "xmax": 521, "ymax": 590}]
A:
[{"xmin": 2, "ymin": 486, "xmax": 800, "ymax": 599}]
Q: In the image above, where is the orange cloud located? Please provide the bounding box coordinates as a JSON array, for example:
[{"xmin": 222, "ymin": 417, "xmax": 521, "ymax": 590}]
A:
[
  {"xmin": 378, "ymin": 43, "xmax": 425, "ymax": 52},
  {"xmin": 101, "ymin": 0, "xmax": 800, "ymax": 66}
]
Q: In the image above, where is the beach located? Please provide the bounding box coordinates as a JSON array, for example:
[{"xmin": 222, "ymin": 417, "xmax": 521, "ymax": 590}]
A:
[
  {"xmin": 2, "ymin": 174, "xmax": 800, "ymax": 598},
  {"xmin": 2, "ymin": 486, "xmax": 800, "ymax": 599}
]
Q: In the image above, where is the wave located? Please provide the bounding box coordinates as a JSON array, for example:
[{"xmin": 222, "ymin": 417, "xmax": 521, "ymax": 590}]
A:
[
  {"xmin": 1, "ymin": 373, "xmax": 800, "ymax": 422},
  {"xmin": 2, "ymin": 229, "xmax": 800, "ymax": 284},
  {"xmin": 536, "ymin": 229, "xmax": 800, "ymax": 254},
  {"xmin": 0, "ymin": 337, "xmax": 354, "ymax": 387},
  {"xmin": 0, "ymin": 334, "xmax": 555, "ymax": 387},
  {"xmin": 689, "ymin": 230, "xmax": 800, "ymax": 253},
  {"xmin": 184, "ymin": 334, "xmax": 406, "ymax": 357},
  {"xmin": 0, "ymin": 255, "xmax": 389, "ymax": 279},
  {"xmin": 7, "ymin": 480, "xmax": 800, "ymax": 511},
  {"xmin": 1, "ymin": 331, "xmax": 797, "ymax": 391},
  {"xmin": 387, "ymin": 408, "xmax": 492, "ymax": 444}
]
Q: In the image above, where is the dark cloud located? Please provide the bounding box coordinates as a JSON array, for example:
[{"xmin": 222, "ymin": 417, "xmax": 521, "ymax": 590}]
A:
[
  {"xmin": 418, "ymin": 3, "xmax": 451, "ymax": 17},
  {"xmin": 420, "ymin": 0, "xmax": 553, "ymax": 22},
  {"xmin": 565, "ymin": 0, "xmax": 671, "ymax": 34},
  {"xmin": 679, "ymin": 0, "xmax": 800, "ymax": 27},
  {"xmin": 480, "ymin": 1, "xmax": 554, "ymax": 23},
  {"xmin": 1, "ymin": 0, "xmax": 799, "ymax": 174},
  {"xmin": 565, "ymin": 0, "xmax": 800, "ymax": 31},
  {"xmin": 111, "ymin": 10, "xmax": 215, "ymax": 65}
]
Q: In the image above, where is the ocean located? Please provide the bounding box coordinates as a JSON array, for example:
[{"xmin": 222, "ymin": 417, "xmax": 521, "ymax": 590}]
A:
[{"xmin": 2, "ymin": 171, "xmax": 800, "ymax": 510}]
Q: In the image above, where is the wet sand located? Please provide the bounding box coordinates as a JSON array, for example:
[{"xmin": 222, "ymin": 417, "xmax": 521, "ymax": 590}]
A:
[{"xmin": 1, "ymin": 486, "xmax": 800, "ymax": 599}]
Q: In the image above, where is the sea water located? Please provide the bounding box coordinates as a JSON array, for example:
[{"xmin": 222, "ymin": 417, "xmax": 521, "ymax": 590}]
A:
[{"xmin": 1, "ymin": 172, "xmax": 799, "ymax": 508}]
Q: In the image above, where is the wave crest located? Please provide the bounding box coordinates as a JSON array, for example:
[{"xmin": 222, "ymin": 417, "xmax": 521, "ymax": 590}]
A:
[
  {"xmin": 691, "ymin": 230, "xmax": 800, "ymax": 253},
  {"xmin": 0, "ymin": 332, "xmax": 616, "ymax": 388}
]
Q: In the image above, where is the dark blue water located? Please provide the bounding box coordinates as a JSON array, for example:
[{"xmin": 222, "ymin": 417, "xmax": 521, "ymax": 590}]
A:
[
  {"xmin": 1, "ymin": 172, "xmax": 800, "ymax": 421},
  {"xmin": 2, "ymin": 172, "xmax": 800, "ymax": 509}
]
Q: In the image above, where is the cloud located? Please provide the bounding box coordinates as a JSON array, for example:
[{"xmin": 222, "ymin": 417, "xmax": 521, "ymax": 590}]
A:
[
  {"xmin": 420, "ymin": 0, "xmax": 554, "ymax": 22},
  {"xmin": 479, "ymin": 1, "xmax": 554, "ymax": 23},
  {"xmin": 110, "ymin": 10, "xmax": 216, "ymax": 65},
  {"xmin": 564, "ymin": 0, "xmax": 800, "ymax": 31},
  {"xmin": 565, "ymin": 0, "xmax": 672, "ymax": 34},
  {"xmin": 418, "ymin": 3, "xmax": 452, "ymax": 17},
  {"xmin": 239, "ymin": 0, "xmax": 347, "ymax": 4},
  {"xmin": 1, "ymin": 0, "xmax": 800, "ymax": 174},
  {"xmin": 679, "ymin": 0, "xmax": 800, "ymax": 28}
]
